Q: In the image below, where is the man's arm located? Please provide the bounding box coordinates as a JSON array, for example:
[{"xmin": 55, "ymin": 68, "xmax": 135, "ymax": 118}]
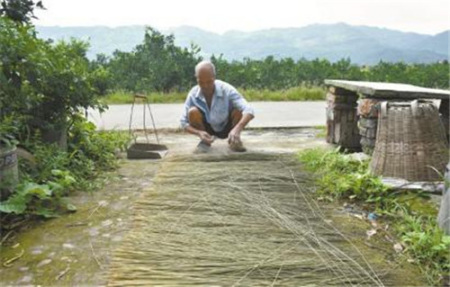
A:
[
  {"xmin": 234, "ymin": 113, "xmax": 254, "ymax": 131},
  {"xmin": 180, "ymin": 93, "xmax": 192, "ymax": 130},
  {"xmin": 228, "ymin": 88, "xmax": 255, "ymax": 144},
  {"xmin": 228, "ymin": 113, "xmax": 254, "ymax": 144}
]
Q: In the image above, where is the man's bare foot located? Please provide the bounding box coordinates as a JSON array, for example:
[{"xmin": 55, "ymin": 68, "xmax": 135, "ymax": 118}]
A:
[{"xmin": 229, "ymin": 141, "xmax": 246, "ymax": 152}]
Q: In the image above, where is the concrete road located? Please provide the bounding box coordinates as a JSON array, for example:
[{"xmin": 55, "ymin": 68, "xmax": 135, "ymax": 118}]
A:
[{"xmin": 87, "ymin": 101, "xmax": 327, "ymax": 130}]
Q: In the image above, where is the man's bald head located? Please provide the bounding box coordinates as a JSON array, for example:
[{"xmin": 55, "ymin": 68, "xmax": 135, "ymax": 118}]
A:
[
  {"xmin": 195, "ymin": 61, "xmax": 216, "ymax": 96},
  {"xmin": 195, "ymin": 61, "xmax": 216, "ymax": 78}
]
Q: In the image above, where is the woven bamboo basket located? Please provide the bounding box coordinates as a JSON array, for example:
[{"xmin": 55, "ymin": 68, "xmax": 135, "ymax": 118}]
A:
[{"xmin": 370, "ymin": 100, "xmax": 449, "ymax": 181}]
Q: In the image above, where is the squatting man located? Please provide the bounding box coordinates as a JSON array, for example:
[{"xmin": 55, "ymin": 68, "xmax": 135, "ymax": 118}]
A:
[{"xmin": 180, "ymin": 61, "xmax": 255, "ymax": 153}]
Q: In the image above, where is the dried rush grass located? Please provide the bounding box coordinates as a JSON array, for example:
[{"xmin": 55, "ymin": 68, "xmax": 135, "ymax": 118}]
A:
[{"xmin": 107, "ymin": 152, "xmax": 385, "ymax": 286}]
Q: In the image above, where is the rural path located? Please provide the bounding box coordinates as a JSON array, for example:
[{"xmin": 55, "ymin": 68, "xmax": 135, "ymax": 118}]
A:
[
  {"xmin": 0, "ymin": 130, "xmax": 425, "ymax": 286},
  {"xmin": 87, "ymin": 101, "xmax": 327, "ymax": 130},
  {"xmin": 106, "ymin": 131, "xmax": 424, "ymax": 286}
]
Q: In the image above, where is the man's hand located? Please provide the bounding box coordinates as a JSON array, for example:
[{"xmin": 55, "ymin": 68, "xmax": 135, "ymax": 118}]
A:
[
  {"xmin": 198, "ymin": 131, "xmax": 215, "ymax": 145},
  {"xmin": 228, "ymin": 127, "xmax": 242, "ymax": 145},
  {"xmin": 228, "ymin": 113, "xmax": 254, "ymax": 145}
]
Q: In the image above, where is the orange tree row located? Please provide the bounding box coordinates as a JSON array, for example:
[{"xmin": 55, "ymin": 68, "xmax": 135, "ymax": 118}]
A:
[{"xmin": 93, "ymin": 27, "xmax": 449, "ymax": 93}]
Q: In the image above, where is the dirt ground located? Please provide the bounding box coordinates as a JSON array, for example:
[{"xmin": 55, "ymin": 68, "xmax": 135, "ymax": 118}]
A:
[{"xmin": 0, "ymin": 129, "xmax": 425, "ymax": 286}]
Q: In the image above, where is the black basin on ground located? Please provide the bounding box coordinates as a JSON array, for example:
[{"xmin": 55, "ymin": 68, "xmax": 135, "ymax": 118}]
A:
[{"xmin": 127, "ymin": 142, "xmax": 168, "ymax": 159}]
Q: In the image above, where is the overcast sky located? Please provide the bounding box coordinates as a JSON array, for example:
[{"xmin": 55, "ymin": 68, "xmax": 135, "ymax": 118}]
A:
[{"xmin": 33, "ymin": 0, "xmax": 450, "ymax": 35}]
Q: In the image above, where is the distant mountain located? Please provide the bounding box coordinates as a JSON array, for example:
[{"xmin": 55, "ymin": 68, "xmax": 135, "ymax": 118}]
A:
[
  {"xmin": 37, "ymin": 25, "xmax": 145, "ymax": 57},
  {"xmin": 36, "ymin": 23, "xmax": 449, "ymax": 64},
  {"xmin": 413, "ymin": 31, "xmax": 449, "ymax": 55}
]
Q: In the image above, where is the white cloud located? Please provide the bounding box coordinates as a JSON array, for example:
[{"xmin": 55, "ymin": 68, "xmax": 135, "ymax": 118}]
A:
[{"xmin": 34, "ymin": 0, "xmax": 450, "ymax": 34}]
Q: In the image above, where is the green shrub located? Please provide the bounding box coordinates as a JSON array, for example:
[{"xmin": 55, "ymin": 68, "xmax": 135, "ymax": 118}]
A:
[{"xmin": 1, "ymin": 116, "xmax": 130, "ymax": 217}]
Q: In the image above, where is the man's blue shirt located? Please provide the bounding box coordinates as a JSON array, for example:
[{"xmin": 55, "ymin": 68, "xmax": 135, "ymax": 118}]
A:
[{"xmin": 180, "ymin": 80, "xmax": 254, "ymax": 132}]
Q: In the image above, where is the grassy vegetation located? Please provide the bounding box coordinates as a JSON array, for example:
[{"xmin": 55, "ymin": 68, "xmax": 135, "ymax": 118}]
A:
[
  {"xmin": 298, "ymin": 148, "xmax": 450, "ymax": 286},
  {"xmin": 101, "ymin": 86, "xmax": 326, "ymax": 104},
  {"xmin": 313, "ymin": 125, "xmax": 327, "ymax": 138},
  {"xmin": 103, "ymin": 90, "xmax": 186, "ymax": 104}
]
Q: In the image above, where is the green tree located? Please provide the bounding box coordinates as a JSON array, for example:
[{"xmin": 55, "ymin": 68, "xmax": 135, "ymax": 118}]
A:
[
  {"xmin": 108, "ymin": 27, "xmax": 201, "ymax": 93},
  {"xmin": 0, "ymin": 17, "xmax": 105, "ymax": 147},
  {"xmin": 0, "ymin": 0, "xmax": 44, "ymax": 24}
]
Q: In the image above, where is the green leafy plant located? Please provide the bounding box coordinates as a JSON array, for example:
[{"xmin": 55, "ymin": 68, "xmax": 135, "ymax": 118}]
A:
[
  {"xmin": 0, "ymin": 169, "xmax": 76, "ymax": 218},
  {"xmin": 68, "ymin": 114, "xmax": 129, "ymax": 170},
  {"xmin": 399, "ymin": 210, "xmax": 450, "ymax": 283},
  {"xmin": 1, "ymin": 114, "xmax": 130, "ymax": 218},
  {"xmin": 0, "ymin": 116, "xmax": 19, "ymax": 148}
]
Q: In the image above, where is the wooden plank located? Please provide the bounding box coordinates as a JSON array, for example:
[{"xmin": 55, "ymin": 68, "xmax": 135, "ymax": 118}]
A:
[
  {"xmin": 324, "ymin": 80, "xmax": 450, "ymax": 99},
  {"xmin": 329, "ymin": 86, "xmax": 359, "ymax": 97}
]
